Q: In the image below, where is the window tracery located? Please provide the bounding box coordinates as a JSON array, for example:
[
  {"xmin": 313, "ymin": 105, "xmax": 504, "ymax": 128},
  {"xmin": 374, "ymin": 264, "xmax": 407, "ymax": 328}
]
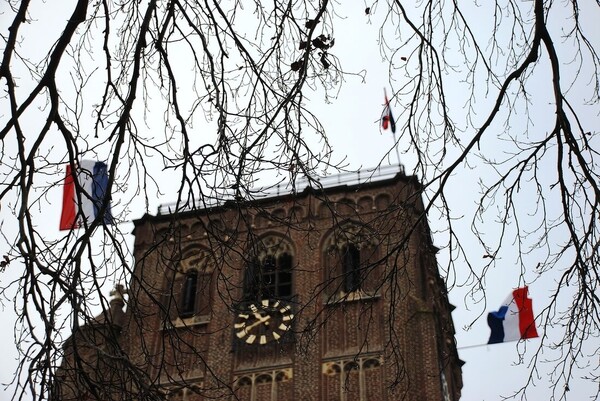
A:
[
  {"xmin": 322, "ymin": 356, "xmax": 383, "ymax": 401},
  {"xmin": 243, "ymin": 236, "xmax": 294, "ymax": 301},
  {"xmin": 164, "ymin": 382, "xmax": 203, "ymax": 401},
  {"xmin": 233, "ymin": 368, "xmax": 293, "ymax": 401},
  {"xmin": 323, "ymin": 223, "xmax": 380, "ymax": 300},
  {"xmin": 163, "ymin": 247, "xmax": 216, "ymax": 327}
]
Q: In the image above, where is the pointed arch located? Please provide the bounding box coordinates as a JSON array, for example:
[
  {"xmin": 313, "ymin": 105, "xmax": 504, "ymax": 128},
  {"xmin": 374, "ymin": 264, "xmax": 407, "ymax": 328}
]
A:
[
  {"xmin": 243, "ymin": 234, "xmax": 295, "ymax": 301},
  {"xmin": 322, "ymin": 221, "xmax": 381, "ymax": 299},
  {"xmin": 162, "ymin": 245, "xmax": 216, "ymax": 325}
]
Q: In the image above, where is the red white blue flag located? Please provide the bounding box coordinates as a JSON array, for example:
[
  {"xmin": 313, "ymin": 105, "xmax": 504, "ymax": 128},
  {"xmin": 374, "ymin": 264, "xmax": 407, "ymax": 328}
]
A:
[
  {"xmin": 59, "ymin": 160, "xmax": 113, "ymax": 230},
  {"xmin": 487, "ymin": 287, "xmax": 538, "ymax": 344},
  {"xmin": 382, "ymin": 91, "xmax": 396, "ymax": 134}
]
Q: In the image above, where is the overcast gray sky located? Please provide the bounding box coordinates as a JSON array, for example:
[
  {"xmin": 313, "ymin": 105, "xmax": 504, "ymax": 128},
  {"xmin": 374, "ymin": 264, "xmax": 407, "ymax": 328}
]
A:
[{"xmin": 0, "ymin": 1, "xmax": 598, "ymax": 400}]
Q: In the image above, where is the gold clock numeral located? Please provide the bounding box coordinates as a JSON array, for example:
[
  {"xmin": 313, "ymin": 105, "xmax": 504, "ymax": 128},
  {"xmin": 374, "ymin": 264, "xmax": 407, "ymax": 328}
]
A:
[
  {"xmin": 259, "ymin": 335, "xmax": 267, "ymax": 344},
  {"xmin": 246, "ymin": 334, "xmax": 256, "ymax": 344},
  {"xmin": 282, "ymin": 314, "xmax": 293, "ymax": 322},
  {"xmin": 278, "ymin": 323, "xmax": 289, "ymax": 331},
  {"xmin": 261, "ymin": 299, "xmax": 269, "ymax": 307},
  {"xmin": 238, "ymin": 313, "xmax": 249, "ymax": 320},
  {"xmin": 273, "ymin": 331, "xmax": 281, "ymax": 340},
  {"xmin": 234, "ymin": 322, "xmax": 246, "ymax": 329},
  {"xmin": 236, "ymin": 330, "xmax": 247, "ymax": 339}
]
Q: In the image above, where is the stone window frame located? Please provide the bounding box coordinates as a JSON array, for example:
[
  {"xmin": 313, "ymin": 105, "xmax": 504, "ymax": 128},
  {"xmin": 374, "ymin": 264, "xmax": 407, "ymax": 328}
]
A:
[
  {"xmin": 322, "ymin": 355, "xmax": 383, "ymax": 401},
  {"xmin": 322, "ymin": 222, "xmax": 381, "ymax": 303},
  {"xmin": 242, "ymin": 234, "xmax": 295, "ymax": 302},
  {"xmin": 162, "ymin": 246, "xmax": 216, "ymax": 329},
  {"xmin": 233, "ymin": 367, "xmax": 293, "ymax": 401},
  {"xmin": 162, "ymin": 380, "xmax": 203, "ymax": 401}
]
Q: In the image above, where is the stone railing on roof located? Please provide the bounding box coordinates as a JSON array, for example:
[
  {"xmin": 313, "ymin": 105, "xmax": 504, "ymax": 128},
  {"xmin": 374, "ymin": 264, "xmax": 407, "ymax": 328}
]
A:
[{"xmin": 158, "ymin": 163, "xmax": 405, "ymax": 215}]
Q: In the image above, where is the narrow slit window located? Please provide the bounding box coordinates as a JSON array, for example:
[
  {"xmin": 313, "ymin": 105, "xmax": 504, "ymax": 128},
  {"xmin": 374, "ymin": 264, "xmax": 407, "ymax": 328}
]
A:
[
  {"xmin": 342, "ymin": 244, "xmax": 361, "ymax": 292},
  {"xmin": 180, "ymin": 270, "xmax": 198, "ymax": 318}
]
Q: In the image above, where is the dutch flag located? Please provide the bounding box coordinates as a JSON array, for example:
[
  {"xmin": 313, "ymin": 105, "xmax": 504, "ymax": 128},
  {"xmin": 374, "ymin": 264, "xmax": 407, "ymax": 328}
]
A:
[
  {"xmin": 487, "ymin": 287, "xmax": 539, "ymax": 344},
  {"xmin": 382, "ymin": 91, "xmax": 396, "ymax": 134},
  {"xmin": 59, "ymin": 160, "xmax": 113, "ymax": 230}
]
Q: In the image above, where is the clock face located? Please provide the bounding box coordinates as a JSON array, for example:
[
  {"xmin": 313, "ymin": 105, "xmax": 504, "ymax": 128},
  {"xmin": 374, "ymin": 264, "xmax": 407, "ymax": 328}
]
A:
[{"xmin": 234, "ymin": 299, "xmax": 294, "ymax": 345}]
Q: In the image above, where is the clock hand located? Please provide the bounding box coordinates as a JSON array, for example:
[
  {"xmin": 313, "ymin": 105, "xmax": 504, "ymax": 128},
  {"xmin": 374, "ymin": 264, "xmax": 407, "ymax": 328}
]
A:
[{"xmin": 245, "ymin": 314, "xmax": 271, "ymax": 331}]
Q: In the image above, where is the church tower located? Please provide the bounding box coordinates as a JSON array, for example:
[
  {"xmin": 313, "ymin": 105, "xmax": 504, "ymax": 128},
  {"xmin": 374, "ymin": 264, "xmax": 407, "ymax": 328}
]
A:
[{"xmin": 56, "ymin": 167, "xmax": 463, "ymax": 400}]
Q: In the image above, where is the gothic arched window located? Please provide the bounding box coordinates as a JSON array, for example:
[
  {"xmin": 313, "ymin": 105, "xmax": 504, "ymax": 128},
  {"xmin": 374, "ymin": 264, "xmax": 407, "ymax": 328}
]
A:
[
  {"xmin": 323, "ymin": 223, "xmax": 380, "ymax": 300},
  {"xmin": 342, "ymin": 243, "xmax": 361, "ymax": 293},
  {"xmin": 162, "ymin": 247, "xmax": 215, "ymax": 326},
  {"xmin": 243, "ymin": 236, "xmax": 294, "ymax": 301},
  {"xmin": 180, "ymin": 270, "xmax": 198, "ymax": 318}
]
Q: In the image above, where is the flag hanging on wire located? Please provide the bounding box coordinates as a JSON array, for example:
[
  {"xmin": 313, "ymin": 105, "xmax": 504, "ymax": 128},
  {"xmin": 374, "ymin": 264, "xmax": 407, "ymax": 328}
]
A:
[
  {"xmin": 382, "ymin": 90, "xmax": 396, "ymax": 134},
  {"xmin": 487, "ymin": 286, "xmax": 538, "ymax": 344},
  {"xmin": 59, "ymin": 160, "xmax": 113, "ymax": 230}
]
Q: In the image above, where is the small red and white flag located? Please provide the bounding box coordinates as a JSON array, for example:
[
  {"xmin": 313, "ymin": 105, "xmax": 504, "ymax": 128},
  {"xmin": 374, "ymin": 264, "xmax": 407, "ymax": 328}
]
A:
[
  {"xmin": 59, "ymin": 160, "xmax": 113, "ymax": 230},
  {"xmin": 382, "ymin": 90, "xmax": 396, "ymax": 134},
  {"xmin": 487, "ymin": 286, "xmax": 538, "ymax": 344}
]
